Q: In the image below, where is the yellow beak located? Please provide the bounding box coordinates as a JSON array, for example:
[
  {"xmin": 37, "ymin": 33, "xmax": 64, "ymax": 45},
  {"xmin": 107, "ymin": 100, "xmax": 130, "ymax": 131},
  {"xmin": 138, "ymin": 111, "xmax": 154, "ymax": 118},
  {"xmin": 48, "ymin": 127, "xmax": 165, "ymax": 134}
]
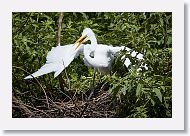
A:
[{"xmin": 74, "ymin": 35, "xmax": 87, "ymax": 50}]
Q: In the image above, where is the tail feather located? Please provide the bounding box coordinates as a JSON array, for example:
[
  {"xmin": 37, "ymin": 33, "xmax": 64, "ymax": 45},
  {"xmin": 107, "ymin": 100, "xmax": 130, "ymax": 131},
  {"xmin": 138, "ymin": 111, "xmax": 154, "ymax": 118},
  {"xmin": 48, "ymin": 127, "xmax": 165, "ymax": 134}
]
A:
[
  {"xmin": 24, "ymin": 64, "xmax": 57, "ymax": 79},
  {"xmin": 54, "ymin": 67, "xmax": 64, "ymax": 78}
]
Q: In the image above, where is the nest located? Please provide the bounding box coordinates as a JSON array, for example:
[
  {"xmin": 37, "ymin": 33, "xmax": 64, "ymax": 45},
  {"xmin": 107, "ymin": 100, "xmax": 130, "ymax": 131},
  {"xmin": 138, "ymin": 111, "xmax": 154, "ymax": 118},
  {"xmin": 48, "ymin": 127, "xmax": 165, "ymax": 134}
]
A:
[{"xmin": 13, "ymin": 87, "xmax": 118, "ymax": 118}]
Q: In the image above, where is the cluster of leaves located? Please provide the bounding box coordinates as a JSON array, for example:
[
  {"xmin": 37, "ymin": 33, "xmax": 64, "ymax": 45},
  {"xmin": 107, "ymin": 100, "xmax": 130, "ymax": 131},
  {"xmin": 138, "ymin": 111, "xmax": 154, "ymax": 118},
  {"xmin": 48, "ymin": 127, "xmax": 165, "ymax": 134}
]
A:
[{"xmin": 12, "ymin": 12, "xmax": 172, "ymax": 118}]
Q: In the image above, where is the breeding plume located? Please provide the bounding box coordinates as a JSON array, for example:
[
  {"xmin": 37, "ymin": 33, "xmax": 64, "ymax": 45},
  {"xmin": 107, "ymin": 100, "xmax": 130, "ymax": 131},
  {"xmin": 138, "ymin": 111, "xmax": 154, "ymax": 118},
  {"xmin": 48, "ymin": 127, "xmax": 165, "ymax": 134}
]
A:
[{"xmin": 24, "ymin": 28, "xmax": 146, "ymax": 80}]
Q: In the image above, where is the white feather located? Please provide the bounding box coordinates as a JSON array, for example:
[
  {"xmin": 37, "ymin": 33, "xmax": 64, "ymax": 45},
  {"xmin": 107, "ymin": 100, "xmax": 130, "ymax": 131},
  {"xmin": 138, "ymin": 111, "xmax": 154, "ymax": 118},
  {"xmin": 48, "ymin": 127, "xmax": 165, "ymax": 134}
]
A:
[{"xmin": 24, "ymin": 44, "xmax": 84, "ymax": 79}]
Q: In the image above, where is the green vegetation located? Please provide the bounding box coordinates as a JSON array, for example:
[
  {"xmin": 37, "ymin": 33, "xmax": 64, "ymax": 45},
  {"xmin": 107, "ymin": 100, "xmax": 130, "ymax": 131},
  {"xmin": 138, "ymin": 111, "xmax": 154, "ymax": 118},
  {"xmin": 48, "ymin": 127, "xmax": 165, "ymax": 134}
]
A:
[{"xmin": 12, "ymin": 12, "xmax": 172, "ymax": 118}]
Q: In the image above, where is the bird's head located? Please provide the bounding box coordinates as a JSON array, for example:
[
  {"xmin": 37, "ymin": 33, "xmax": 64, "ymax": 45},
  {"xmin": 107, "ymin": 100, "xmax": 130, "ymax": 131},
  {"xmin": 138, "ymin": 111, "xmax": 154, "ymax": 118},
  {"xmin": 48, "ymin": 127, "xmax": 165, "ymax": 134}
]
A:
[{"xmin": 74, "ymin": 28, "xmax": 95, "ymax": 49}]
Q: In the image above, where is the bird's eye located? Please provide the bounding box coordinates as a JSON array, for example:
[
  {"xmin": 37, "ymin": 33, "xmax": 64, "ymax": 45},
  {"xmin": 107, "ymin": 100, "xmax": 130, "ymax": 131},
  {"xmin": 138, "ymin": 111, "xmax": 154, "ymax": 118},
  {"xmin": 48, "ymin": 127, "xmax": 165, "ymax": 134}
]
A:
[{"xmin": 89, "ymin": 52, "xmax": 94, "ymax": 58}]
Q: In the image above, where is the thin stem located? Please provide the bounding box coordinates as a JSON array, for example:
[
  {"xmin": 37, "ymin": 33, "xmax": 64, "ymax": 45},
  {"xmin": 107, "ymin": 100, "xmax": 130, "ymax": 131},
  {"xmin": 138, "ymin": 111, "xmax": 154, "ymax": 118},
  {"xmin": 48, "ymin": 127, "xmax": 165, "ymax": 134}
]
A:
[
  {"xmin": 57, "ymin": 12, "xmax": 71, "ymax": 90},
  {"xmin": 57, "ymin": 12, "xmax": 66, "ymax": 91},
  {"xmin": 62, "ymin": 60, "xmax": 71, "ymax": 89},
  {"xmin": 57, "ymin": 12, "xmax": 64, "ymax": 46},
  {"xmin": 13, "ymin": 66, "xmax": 50, "ymax": 108},
  {"xmin": 88, "ymin": 68, "xmax": 96, "ymax": 100}
]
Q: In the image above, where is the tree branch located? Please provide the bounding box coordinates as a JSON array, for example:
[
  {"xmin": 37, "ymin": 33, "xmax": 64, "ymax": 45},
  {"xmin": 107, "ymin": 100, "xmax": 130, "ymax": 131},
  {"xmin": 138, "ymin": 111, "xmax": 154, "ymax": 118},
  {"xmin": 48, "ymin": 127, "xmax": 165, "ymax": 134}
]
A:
[
  {"xmin": 57, "ymin": 12, "xmax": 64, "ymax": 46},
  {"xmin": 57, "ymin": 12, "xmax": 66, "ymax": 92}
]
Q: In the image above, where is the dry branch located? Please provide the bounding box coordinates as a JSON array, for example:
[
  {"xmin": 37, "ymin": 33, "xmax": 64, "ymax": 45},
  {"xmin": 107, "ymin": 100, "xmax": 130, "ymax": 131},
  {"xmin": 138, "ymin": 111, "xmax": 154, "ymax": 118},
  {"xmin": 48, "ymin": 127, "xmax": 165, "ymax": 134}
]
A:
[{"xmin": 13, "ymin": 66, "xmax": 50, "ymax": 108}]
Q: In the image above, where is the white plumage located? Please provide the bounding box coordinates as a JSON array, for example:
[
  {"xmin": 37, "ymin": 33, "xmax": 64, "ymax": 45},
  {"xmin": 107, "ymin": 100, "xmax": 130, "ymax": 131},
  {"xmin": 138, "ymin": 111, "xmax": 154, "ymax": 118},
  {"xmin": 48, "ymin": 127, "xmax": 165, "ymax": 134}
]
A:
[
  {"xmin": 24, "ymin": 44, "xmax": 83, "ymax": 79},
  {"xmin": 24, "ymin": 28, "xmax": 146, "ymax": 79}
]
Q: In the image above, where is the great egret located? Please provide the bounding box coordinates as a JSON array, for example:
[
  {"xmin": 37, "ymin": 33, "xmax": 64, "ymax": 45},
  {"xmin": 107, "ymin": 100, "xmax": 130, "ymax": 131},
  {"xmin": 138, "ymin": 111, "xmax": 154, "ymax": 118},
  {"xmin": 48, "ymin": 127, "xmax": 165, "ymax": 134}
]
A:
[{"xmin": 24, "ymin": 28, "xmax": 146, "ymax": 80}]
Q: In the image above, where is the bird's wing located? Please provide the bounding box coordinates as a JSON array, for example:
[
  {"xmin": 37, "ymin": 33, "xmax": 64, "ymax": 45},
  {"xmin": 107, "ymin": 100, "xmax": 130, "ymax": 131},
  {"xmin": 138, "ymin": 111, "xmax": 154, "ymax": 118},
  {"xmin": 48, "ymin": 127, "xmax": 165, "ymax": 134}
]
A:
[
  {"xmin": 24, "ymin": 44, "xmax": 84, "ymax": 79},
  {"xmin": 108, "ymin": 46, "xmax": 147, "ymax": 69},
  {"xmin": 108, "ymin": 46, "xmax": 131, "ymax": 55}
]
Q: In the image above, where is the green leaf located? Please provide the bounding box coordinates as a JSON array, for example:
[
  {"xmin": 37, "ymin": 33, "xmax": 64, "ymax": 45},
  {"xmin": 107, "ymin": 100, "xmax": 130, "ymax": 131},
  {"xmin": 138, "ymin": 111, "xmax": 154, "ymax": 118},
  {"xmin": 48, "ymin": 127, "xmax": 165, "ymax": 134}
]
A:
[
  {"xmin": 160, "ymin": 86, "xmax": 165, "ymax": 92},
  {"xmin": 151, "ymin": 99, "xmax": 155, "ymax": 106},
  {"xmin": 136, "ymin": 84, "xmax": 143, "ymax": 97},
  {"xmin": 165, "ymin": 102, "xmax": 169, "ymax": 109},
  {"xmin": 167, "ymin": 37, "xmax": 172, "ymax": 45},
  {"xmin": 154, "ymin": 88, "xmax": 162, "ymax": 102},
  {"xmin": 81, "ymin": 13, "xmax": 88, "ymax": 20},
  {"xmin": 121, "ymin": 85, "xmax": 127, "ymax": 95}
]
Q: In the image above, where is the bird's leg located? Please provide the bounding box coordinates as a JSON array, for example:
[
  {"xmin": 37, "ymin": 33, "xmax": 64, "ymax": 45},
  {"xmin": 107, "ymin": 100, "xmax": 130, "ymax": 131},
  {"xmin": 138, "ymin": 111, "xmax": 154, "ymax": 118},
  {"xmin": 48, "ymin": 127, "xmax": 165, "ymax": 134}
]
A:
[
  {"xmin": 88, "ymin": 68, "xmax": 96, "ymax": 100},
  {"xmin": 92, "ymin": 68, "xmax": 96, "ymax": 91}
]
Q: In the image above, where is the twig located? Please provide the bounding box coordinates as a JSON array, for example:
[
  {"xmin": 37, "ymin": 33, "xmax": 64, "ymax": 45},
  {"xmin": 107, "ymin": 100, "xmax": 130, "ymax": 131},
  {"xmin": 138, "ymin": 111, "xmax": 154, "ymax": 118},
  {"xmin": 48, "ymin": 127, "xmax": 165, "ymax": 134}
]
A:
[
  {"xmin": 62, "ymin": 60, "xmax": 71, "ymax": 89},
  {"xmin": 13, "ymin": 96, "xmax": 50, "ymax": 117},
  {"xmin": 79, "ymin": 96, "xmax": 92, "ymax": 118},
  {"xmin": 57, "ymin": 12, "xmax": 66, "ymax": 92},
  {"xmin": 57, "ymin": 12, "xmax": 71, "ymax": 90},
  {"xmin": 57, "ymin": 12, "xmax": 64, "ymax": 46},
  {"xmin": 48, "ymin": 98, "xmax": 66, "ymax": 112},
  {"xmin": 58, "ymin": 89, "xmax": 74, "ymax": 103},
  {"xmin": 13, "ymin": 66, "xmax": 50, "ymax": 108},
  {"xmin": 79, "ymin": 71, "xmax": 96, "ymax": 117},
  {"xmin": 12, "ymin": 96, "xmax": 34, "ymax": 116}
]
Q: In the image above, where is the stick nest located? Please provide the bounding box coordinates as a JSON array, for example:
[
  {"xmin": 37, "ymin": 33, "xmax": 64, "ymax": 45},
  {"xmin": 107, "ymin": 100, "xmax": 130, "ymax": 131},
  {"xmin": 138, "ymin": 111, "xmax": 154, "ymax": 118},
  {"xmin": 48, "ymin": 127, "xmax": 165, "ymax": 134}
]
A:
[{"xmin": 13, "ymin": 87, "xmax": 118, "ymax": 118}]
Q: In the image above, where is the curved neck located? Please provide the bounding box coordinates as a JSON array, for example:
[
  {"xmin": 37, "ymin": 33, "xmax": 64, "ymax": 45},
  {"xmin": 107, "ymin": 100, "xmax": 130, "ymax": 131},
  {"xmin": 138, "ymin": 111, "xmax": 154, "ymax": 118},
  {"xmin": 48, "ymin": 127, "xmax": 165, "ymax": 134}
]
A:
[
  {"xmin": 88, "ymin": 33, "xmax": 97, "ymax": 52},
  {"xmin": 84, "ymin": 47, "xmax": 98, "ymax": 68},
  {"xmin": 90, "ymin": 35, "xmax": 97, "ymax": 45},
  {"xmin": 83, "ymin": 31, "xmax": 98, "ymax": 67}
]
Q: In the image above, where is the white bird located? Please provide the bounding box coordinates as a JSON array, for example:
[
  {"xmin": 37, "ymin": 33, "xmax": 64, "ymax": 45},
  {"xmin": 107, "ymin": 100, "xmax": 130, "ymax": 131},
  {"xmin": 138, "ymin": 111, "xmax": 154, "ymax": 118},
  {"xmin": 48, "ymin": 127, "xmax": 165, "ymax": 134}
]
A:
[{"xmin": 24, "ymin": 28, "xmax": 146, "ymax": 80}]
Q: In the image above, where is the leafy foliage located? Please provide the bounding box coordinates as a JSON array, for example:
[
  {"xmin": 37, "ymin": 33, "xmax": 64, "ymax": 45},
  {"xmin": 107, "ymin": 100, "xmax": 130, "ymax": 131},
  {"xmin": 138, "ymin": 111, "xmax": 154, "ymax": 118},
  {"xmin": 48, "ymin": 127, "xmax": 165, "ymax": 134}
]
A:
[{"xmin": 12, "ymin": 12, "xmax": 172, "ymax": 118}]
